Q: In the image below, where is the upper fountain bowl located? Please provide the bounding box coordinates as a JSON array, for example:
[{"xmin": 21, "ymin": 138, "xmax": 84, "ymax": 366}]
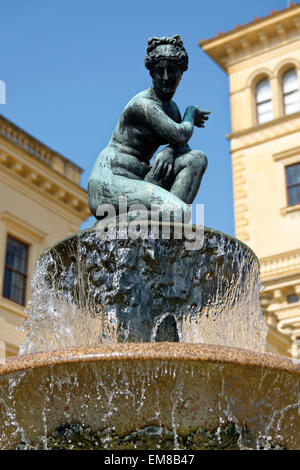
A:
[{"xmin": 20, "ymin": 222, "xmax": 267, "ymax": 354}]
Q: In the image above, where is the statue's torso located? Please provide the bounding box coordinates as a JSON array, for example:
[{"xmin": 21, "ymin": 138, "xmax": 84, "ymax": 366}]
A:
[{"xmin": 91, "ymin": 89, "xmax": 180, "ymax": 180}]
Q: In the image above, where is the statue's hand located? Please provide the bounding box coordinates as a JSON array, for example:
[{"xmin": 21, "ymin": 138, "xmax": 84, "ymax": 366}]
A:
[
  {"xmin": 152, "ymin": 150, "xmax": 174, "ymax": 181},
  {"xmin": 193, "ymin": 108, "xmax": 210, "ymax": 128}
]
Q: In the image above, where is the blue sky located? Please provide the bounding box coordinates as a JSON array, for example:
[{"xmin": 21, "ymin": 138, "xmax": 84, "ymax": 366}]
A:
[{"xmin": 1, "ymin": 0, "xmax": 296, "ymax": 235}]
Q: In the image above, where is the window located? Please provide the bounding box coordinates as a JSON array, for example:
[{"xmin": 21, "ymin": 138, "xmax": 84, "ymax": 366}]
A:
[
  {"xmin": 255, "ymin": 78, "xmax": 273, "ymax": 124},
  {"xmin": 287, "ymin": 294, "xmax": 299, "ymax": 304},
  {"xmin": 282, "ymin": 69, "xmax": 300, "ymax": 115},
  {"xmin": 286, "ymin": 163, "xmax": 300, "ymax": 206},
  {"xmin": 2, "ymin": 236, "xmax": 28, "ymax": 305}
]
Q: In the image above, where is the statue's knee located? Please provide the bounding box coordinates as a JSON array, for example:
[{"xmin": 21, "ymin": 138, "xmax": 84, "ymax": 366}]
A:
[{"xmin": 189, "ymin": 150, "xmax": 207, "ymax": 173}]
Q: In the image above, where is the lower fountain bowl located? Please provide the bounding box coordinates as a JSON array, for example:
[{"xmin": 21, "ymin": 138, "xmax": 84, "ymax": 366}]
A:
[{"xmin": 0, "ymin": 343, "xmax": 299, "ymax": 450}]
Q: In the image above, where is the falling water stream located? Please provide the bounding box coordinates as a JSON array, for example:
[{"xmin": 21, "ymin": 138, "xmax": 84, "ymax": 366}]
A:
[
  {"xmin": 0, "ymin": 226, "xmax": 298, "ymax": 450},
  {"xmin": 0, "ymin": 352, "xmax": 299, "ymax": 450},
  {"xmin": 19, "ymin": 227, "xmax": 268, "ymax": 354}
]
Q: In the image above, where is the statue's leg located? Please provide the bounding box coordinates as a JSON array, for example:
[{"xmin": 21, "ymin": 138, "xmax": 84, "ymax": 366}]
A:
[
  {"xmin": 170, "ymin": 148, "xmax": 207, "ymax": 204},
  {"xmin": 144, "ymin": 146, "xmax": 175, "ymax": 189},
  {"xmin": 144, "ymin": 146, "xmax": 207, "ymax": 204},
  {"xmin": 88, "ymin": 169, "xmax": 191, "ymax": 221}
]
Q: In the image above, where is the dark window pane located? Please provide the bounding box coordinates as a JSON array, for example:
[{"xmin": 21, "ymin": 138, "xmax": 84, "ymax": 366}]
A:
[
  {"xmin": 286, "ymin": 164, "xmax": 300, "ymax": 185},
  {"xmin": 287, "ymin": 294, "xmax": 299, "ymax": 304},
  {"xmin": 5, "ymin": 238, "xmax": 27, "ymax": 274},
  {"xmin": 288, "ymin": 185, "xmax": 300, "ymax": 206},
  {"xmin": 2, "ymin": 236, "xmax": 28, "ymax": 306},
  {"xmin": 286, "ymin": 163, "xmax": 300, "ymax": 206}
]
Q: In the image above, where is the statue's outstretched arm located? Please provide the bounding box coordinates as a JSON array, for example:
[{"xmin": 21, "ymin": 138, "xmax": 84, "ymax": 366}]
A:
[
  {"xmin": 134, "ymin": 101, "xmax": 208, "ymax": 146},
  {"xmin": 134, "ymin": 100, "xmax": 194, "ymax": 145}
]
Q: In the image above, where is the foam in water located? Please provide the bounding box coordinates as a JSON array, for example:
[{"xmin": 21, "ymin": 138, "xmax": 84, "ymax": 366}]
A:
[
  {"xmin": 3, "ymin": 227, "xmax": 295, "ymax": 451},
  {"xmin": 19, "ymin": 228, "xmax": 268, "ymax": 354},
  {"xmin": 0, "ymin": 358, "xmax": 298, "ymax": 450}
]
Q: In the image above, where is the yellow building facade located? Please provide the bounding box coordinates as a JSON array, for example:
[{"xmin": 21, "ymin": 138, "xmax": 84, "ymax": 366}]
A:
[
  {"xmin": 200, "ymin": 4, "xmax": 300, "ymax": 358},
  {"xmin": 0, "ymin": 114, "xmax": 90, "ymax": 356}
]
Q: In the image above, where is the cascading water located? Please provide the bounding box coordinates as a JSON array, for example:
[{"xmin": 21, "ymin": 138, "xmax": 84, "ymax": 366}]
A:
[
  {"xmin": 0, "ymin": 223, "xmax": 298, "ymax": 450},
  {"xmin": 19, "ymin": 225, "xmax": 267, "ymax": 354},
  {"xmin": 0, "ymin": 344, "xmax": 299, "ymax": 450}
]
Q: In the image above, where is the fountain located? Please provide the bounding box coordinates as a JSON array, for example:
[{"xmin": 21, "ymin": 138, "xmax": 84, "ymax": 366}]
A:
[{"xmin": 0, "ymin": 36, "xmax": 298, "ymax": 450}]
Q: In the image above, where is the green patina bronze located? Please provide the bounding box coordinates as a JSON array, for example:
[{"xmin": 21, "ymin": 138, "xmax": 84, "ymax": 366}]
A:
[
  {"xmin": 17, "ymin": 423, "xmax": 242, "ymax": 450},
  {"xmin": 88, "ymin": 35, "xmax": 210, "ymax": 220},
  {"xmin": 17, "ymin": 423, "xmax": 287, "ymax": 450}
]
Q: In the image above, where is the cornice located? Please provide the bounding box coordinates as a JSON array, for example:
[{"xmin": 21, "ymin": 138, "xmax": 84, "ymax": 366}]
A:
[
  {"xmin": 228, "ymin": 111, "xmax": 300, "ymax": 152},
  {"xmin": 262, "ymin": 275, "xmax": 300, "ymax": 291},
  {"xmin": 0, "ymin": 136, "xmax": 86, "ymax": 197},
  {"xmin": 276, "ymin": 304, "xmax": 300, "ymax": 320},
  {"xmin": 273, "ymin": 144, "xmax": 300, "ymax": 161},
  {"xmin": 200, "ymin": 4, "xmax": 300, "ymax": 72},
  {"xmin": 260, "ymin": 248, "xmax": 300, "ymax": 280},
  {"xmin": 0, "ymin": 140, "xmax": 91, "ymax": 222},
  {"xmin": 0, "ymin": 211, "xmax": 46, "ymax": 242},
  {"xmin": 0, "ymin": 163, "xmax": 90, "ymax": 225},
  {"xmin": 0, "ymin": 114, "xmax": 83, "ymax": 181}
]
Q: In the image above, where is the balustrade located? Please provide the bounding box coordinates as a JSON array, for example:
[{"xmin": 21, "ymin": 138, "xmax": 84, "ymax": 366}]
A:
[{"xmin": 0, "ymin": 115, "xmax": 82, "ymax": 184}]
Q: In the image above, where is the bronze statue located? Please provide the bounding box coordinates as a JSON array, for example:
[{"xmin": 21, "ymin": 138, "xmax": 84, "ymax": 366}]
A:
[{"xmin": 88, "ymin": 35, "xmax": 209, "ymax": 220}]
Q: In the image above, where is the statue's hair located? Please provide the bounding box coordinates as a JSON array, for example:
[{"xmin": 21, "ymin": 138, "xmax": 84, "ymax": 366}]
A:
[{"xmin": 145, "ymin": 35, "xmax": 188, "ymax": 72}]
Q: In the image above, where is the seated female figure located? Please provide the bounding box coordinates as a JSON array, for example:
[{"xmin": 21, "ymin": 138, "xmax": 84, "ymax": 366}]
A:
[{"xmin": 88, "ymin": 35, "xmax": 209, "ymax": 221}]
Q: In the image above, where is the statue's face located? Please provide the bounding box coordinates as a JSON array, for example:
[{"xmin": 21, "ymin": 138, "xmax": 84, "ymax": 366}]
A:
[{"xmin": 151, "ymin": 59, "xmax": 182, "ymax": 95}]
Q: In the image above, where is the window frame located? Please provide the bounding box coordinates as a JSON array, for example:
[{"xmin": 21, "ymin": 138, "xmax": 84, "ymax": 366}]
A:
[
  {"xmin": 285, "ymin": 162, "xmax": 300, "ymax": 207},
  {"xmin": 281, "ymin": 68, "xmax": 300, "ymax": 116},
  {"xmin": 255, "ymin": 77, "xmax": 274, "ymax": 125},
  {"xmin": 0, "ymin": 212, "xmax": 46, "ymax": 315},
  {"xmin": 2, "ymin": 234, "xmax": 29, "ymax": 306}
]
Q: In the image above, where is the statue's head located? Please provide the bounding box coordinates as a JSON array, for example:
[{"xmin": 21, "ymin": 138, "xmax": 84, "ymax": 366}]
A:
[
  {"xmin": 145, "ymin": 35, "xmax": 188, "ymax": 95},
  {"xmin": 145, "ymin": 35, "xmax": 188, "ymax": 72}
]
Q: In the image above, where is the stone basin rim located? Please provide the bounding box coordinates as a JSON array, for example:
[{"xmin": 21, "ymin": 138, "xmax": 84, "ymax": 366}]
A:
[
  {"xmin": 0, "ymin": 343, "xmax": 299, "ymax": 376},
  {"xmin": 40, "ymin": 224, "xmax": 259, "ymax": 264}
]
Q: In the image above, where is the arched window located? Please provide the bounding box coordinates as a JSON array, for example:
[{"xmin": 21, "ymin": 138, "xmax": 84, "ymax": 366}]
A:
[
  {"xmin": 282, "ymin": 68, "xmax": 300, "ymax": 115},
  {"xmin": 255, "ymin": 78, "xmax": 273, "ymax": 124}
]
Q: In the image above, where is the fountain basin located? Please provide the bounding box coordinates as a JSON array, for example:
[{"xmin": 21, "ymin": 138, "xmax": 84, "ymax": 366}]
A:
[
  {"xmin": 21, "ymin": 224, "xmax": 267, "ymax": 353},
  {"xmin": 0, "ymin": 343, "xmax": 299, "ymax": 450}
]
